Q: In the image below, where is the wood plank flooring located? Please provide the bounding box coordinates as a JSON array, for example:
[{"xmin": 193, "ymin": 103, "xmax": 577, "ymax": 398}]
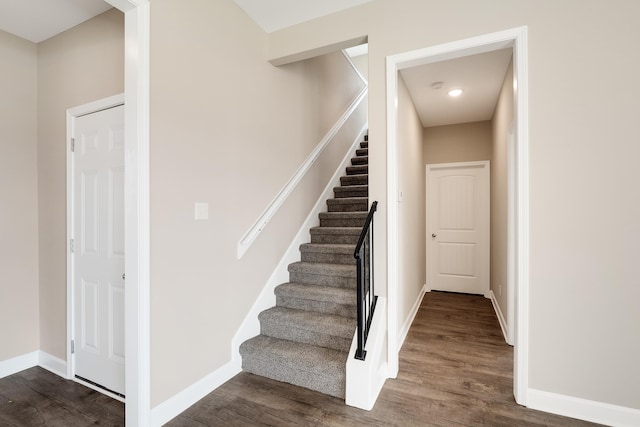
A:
[
  {"xmin": 0, "ymin": 291, "xmax": 600, "ymax": 426},
  {"xmin": 168, "ymin": 291, "xmax": 598, "ymax": 426},
  {"xmin": 0, "ymin": 366, "xmax": 124, "ymax": 426}
]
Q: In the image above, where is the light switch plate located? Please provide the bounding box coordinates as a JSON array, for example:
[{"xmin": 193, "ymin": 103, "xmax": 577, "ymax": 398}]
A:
[{"xmin": 195, "ymin": 202, "xmax": 209, "ymax": 220}]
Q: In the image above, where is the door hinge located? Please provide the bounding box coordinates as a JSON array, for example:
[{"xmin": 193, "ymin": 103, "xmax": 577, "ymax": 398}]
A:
[
  {"xmin": 71, "ymin": 138, "xmax": 75, "ymax": 152},
  {"xmin": 70, "ymin": 238, "xmax": 74, "ymax": 253},
  {"xmin": 71, "ymin": 340, "xmax": 75, "ymax": 354}
]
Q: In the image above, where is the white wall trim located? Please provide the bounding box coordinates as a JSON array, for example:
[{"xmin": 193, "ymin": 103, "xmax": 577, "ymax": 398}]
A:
[
  {"xmin": 396, "ymin": 285, "xmax": 427, "ymax": 351},
  {"xmin": 386, "ymin": 26, "xmax": 529, "ymax": 401},
  {"xmin": 232, "ymin": 125, "xmax": 369, "ymax": 366},
  {"xmin": 512, "ymin": 26, "xmax": 530, "ymax": 407},
  {"xmin": 528, "ymin": 389, "xmax": 640, "ymax": 427},
  {"xmin": 0, "ymin": 351, "xmax": 39, "ymax": 379},
  {"xmin": 489, "ymin": 290, "xmax": 510, "ymax": 345},
  {"xmin": 237, "ymin": 87, "xmax": 368, "ymax": 259},
  {"xmin": 105, "ymin": 1, "xmax": 151, "ymax": 425},
  {"xmin": 150, "ymin": 361, "xmax": 239, "ymax": 427},
  {"xmin": 39, "ymin": 351, "xmax": 68, "ymax": 378}
]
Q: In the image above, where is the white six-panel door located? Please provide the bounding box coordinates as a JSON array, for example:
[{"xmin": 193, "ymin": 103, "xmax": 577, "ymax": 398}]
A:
[
  {"xmin": 73, "ymin": 104, "xmax": 125, "ymax": 396},
  {"xmin": 427, "ymin": 161, "xmax": 490, "ymax": 296}
]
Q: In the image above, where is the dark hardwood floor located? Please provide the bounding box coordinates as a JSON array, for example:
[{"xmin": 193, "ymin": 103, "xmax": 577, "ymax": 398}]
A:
[
  {"xmin": 0, "ymin": 291, "xmax": 599, "ymax": 426},
  {"xmin": 169, "ymin": 291, "xmax": 598, "ymax": 427},
  {"xmin": 0, "ymin": 366, "xmax": 124, "ymax": 426}
]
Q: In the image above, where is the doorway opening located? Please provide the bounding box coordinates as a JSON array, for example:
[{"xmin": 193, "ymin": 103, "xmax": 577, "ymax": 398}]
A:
[{"xmin": 386, "ymin": 26, "xmax": 529, "ymax": 405}]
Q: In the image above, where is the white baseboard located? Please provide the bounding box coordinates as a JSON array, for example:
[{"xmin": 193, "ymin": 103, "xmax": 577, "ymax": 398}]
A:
[
  {"xmin": 38, "ymin": 351, "xmax": 68, "ymax": 378},
  {"xmin": 396, "ymin": 284, "xmax": 427, "ymax": 350},
  {"xmin": 151, "ymin": 361, "xmax": 240, "ymax": 427},
  {"xmin": 231, "ymin": 125, "xmax": 368, "ymax": 367},
  {"xmin": 528, "ymin": 388, "xmax": 640, "ymax": 427},
  {"xmin": 0, "ymin": 351, "xmax": 39, "ymax": 379},
  {"xmin": 489, "ymin": 290, "xmax": 511, "ymax": 345}
]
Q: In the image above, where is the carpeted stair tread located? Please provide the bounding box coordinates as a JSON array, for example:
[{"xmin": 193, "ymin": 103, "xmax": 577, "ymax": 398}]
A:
[
  {"xmin": 360, "ymin": 141, "xmax": 368, "ymax": 149},
  {"xmin": 259, "ymin": 306, "xmax": 355, "ymax": 351},
  {"xmin": 340, "ymin": 174, "xmax": 368, "ymax": 186},
  {"xmin": 350, "ymin": 156, "xmax": 368, "ymax": 165},
  {"xmin": 318, "ymin": 212, "xmax": 367, "ymax": 228},
  {"xmin": 240, "ymin": 335, "xmax": 347, "ymax": 398},
  {"xmin": 327, "ymin": 197, "xmax": 368, "ymax": 212},
  {"xmin": 288, "ymin": 261, "xmax": 357, "ymax": 277},
  {"xmin": 346, "ymin": 164, "xmax": 368, "ymax": 175},
  {"xmin": 356, "ymin": 148, "xmax": 368, "ymax": 156},
  {"xmin": 300, "ymin": 243, "xmax": 356, "ymax": 264},
  {"xmin": 333, "ymin": 185, "xmax": 368, "ymax": 198},
  {"xmin": 310, "ymin": 226, "xmax": 362, "ymax": 244},
  {"xmin": 276, "ymin": 282, "xmax": 356, "ymax": 306},
  {"xmin": 275, "ymin": 282, "xmax": 357, "ymax": 318},
  {"xmin": 289, "ymin": 261, "xmax": 356, "ymax": 288}
]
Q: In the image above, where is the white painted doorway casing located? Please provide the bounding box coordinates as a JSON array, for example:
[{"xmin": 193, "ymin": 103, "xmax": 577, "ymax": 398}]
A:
[
  {"xmin": 65, "ymin": 0, "xmax": 150, "ymax": 425},
  {"xmin": 72, "ymin": 103, "xmax": 126, "ymax": 397},
  {"xmin": 385, "ymin": 26, "xmax": 529, "ymax": 405},
  {"xmin": 426, "ymin": 161, "xmax": 490, "ymax": 297}
]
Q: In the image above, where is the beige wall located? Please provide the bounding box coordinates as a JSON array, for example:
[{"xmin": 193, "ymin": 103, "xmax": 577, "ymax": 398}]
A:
[
  {"xmin": 37, "ymin": 8, "xmax": 124, "ymax": 359},
  {"xmin": 424, "ymin": 121, "xmax": 492, "ymax": 165},
  {"xmin": 396, "ymin": 75, "xmax": 425, "ymax": 338},
  {"xmin": 491, "ymin": 59, "xmax": 513, "ymax": 328},
  {"xmin": 149, "ymin": 0, "xmax": 366, "ymax": 406},
  {"xmin": 0, "ymin": 30, "xmax": 39, "ymax": 361},
  {"xmin": 267, "ymin": 0, "xmax": 640, "ymax": 410},
  {"xmin": 351, "ymin": 54, "xmax": 368, "ymax": 81}
]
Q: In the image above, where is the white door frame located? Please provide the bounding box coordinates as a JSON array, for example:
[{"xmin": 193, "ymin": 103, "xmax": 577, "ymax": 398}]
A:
[
  {"xmin": 65, "ymin": 1, "xmax": 150, "ymax": 425},
  {"xmin": 426, "ymin": 161, "xmax": 491, "ymax": 298},
  {"xmin": 385, "ymin": 26, "xmax": 529, "ymax": 404}
]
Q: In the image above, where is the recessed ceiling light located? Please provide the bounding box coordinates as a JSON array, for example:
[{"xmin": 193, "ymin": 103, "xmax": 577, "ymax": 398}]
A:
[{"xmin": 448, "ymin": 89, "xmax": 463, "ymax": 97}]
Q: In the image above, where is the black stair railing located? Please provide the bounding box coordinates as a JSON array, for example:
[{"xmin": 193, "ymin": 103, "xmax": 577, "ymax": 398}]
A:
[{"xmin": 354, "ymin": 201, "xmax": 378, "ymax": 361}]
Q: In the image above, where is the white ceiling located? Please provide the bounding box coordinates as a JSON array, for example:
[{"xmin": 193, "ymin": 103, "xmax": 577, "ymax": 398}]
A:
[
  {"xmin": 400, "ymin": 48, "xmax": 513, "ymax": 128},
  {"xmin": 0, "ymin": 0, "xmax": 373, "ymax": 43},
  {"xmin": 0, "ymin": 0, "xmax": 112, "ymax": 43}
]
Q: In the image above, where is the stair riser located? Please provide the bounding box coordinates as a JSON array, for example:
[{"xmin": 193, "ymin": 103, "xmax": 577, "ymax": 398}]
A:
[
  {"xmin": 360, "ymin": 141, "xmax": 368, "ymax": 149},
  {"xmin": 240, "ymin": 354, "xmax": 344, "ymax": 398},
  {"xmin": 310, "ymin": 233, "xmax": 360, "ymax": 245},
  {"xmin": 289, "ymin": 272, "xmax": 356, "ymax": 288},
  {"xmin": 356, "ymin": 149, "xmax": 368, "ymax": 156},
  {"xmin": 340, "ymin": 175, "xmax": 368, "ymax": 186},
  {"xmin": 333, "ymin": 188, "xmax": 368, "ymax": 198},
  {"xmin": 327, "ymin": 200, "xmax": 368, "ymax": 212},
  {"xmin": 319, "ymin": 217, "xmax": 366, "ymax": 227},
  {"xmin": 301, "ymin": 251, "xmax": 356, "ymax": 264},
  {"xmin": 276, "ymin": 296, "xmax": 357, "ymax": 319}
]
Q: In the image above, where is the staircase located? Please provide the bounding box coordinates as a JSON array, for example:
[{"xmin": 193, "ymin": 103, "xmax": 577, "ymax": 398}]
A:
[{"xmin": 239, "ymin": 135, "xmax": 369, "ymax": 399}]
